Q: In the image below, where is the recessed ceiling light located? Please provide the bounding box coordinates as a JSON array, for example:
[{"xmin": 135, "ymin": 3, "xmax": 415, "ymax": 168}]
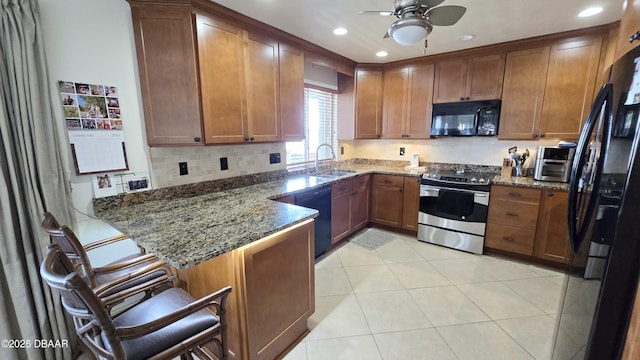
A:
[
  {"xmin": 457, "ymin": 34, "xmax": 475, "ymax": 41},
  {"xmin": 376, "ymin": 51, "xmax": 388, "ymax": 57},
  {"xmin": 578, "ymin": 6, "xmax": 603, "ymax": 17},
  {"xmin": 333, "ymin": 27, "xmax": 348, "ymax": 35}
]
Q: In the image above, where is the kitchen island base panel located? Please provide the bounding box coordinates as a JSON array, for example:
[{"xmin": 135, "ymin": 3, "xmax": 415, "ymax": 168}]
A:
[{"xmin": 178, "ymin": 219, "xmax": 315, "ymax": 360}]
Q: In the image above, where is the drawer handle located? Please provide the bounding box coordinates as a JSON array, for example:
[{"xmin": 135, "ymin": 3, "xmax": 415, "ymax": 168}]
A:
[
  {"xmin": 503, "ymin": 236, "xmax": 515, "ymax": 242},
  {"xmin": 505, "ymin": 212, "xmax": 519, "ymax": 217},
  {"xmin": 508, "ymin": 192, "xmax": 521, "ymax": 197}
]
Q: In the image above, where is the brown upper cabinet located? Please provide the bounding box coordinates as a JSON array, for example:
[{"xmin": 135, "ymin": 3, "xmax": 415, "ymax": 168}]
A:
[
  {"xmin": 130, "ymin": 4, "xmax": 304, "ymax": 146},
  {"xmin": 355, "ymin": 68, "xmax": 383, "ymax": 139},
  {"xmin": 615, "ymin": 0, "xmax": 640, "ymax": 61},
  {"xmin": 433, "ymin": 53, "xmax": 505, "ymax": 103},
  {"xmin": 498, "ymin": 47, "xmax": 550, "ymax": 139},
  {"xmin": 130, "ymin": 5, "xmax": 203, "ymax": 146},
  {"xmin": 499, "ymin": 35, "xmax": 603, "ymax": 140},
  {"xmin": 382, "ymin": 64, "xmax": 435, "ymax": 139}
]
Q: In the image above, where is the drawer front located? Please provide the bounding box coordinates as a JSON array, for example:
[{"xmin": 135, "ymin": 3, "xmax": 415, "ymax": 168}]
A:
[
  {"xmin": 488, "ymin": 199, "xmax": 540, "ymax": 229},
  {"xmin": 352, "ymin": 175, "xmax": 370, "ymax": 190},
  {"xmin": 331, "ymin": 179, "xmax": 353, "ymax": 197},
  {"xmin": 485, "ymin": 223, "xmax": 535, "ymax": 255},
  {"xmin": 372, "ymin": 174, "xmax": 404, "ymax": 187},
  {"xmin": 491, "ymin": 185, "xmax": 541, "ymax": 203}
]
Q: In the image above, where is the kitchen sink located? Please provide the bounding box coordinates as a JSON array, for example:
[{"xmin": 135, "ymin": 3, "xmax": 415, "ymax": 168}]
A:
[{"xmin": 316, "ymin": 169, "xmax": 356, "ymax": 178}]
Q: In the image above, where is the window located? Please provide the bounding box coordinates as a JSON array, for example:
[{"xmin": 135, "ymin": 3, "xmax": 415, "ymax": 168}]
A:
[{"xmin": 286, "ymin": 86, "xmax": 338, "ymax": 169}]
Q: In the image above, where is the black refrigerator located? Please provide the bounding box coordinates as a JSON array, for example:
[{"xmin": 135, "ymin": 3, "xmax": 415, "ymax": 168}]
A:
[{"xmin": 552, "ymin": 44, "xmax": 640, "ymax": 359}]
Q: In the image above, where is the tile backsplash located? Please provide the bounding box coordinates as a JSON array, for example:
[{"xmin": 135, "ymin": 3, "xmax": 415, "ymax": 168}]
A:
[{"xmin": 149, "ymin": 142, "xmax": 287, "ymax": 188}]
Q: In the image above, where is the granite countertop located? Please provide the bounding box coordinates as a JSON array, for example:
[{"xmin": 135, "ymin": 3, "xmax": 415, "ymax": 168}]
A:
[
  {"xmin": 94, "ymin": 160, "xmax": 568, "ymax": 269},
  {"xmin": 492, "ymin": 175, "xmax": 570, "ymax": 191},
  {"xmin": 94, "ymin": 164, "xmax": 424, "ymax": 269}
]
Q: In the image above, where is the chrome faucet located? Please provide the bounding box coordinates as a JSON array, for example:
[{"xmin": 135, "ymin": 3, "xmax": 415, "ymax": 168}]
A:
[{"xmin": 315, "ymin": 143, "xmax": 336, "ymax": 174}]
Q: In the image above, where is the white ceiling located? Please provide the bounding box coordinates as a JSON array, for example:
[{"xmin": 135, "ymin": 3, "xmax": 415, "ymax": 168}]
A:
[{"xmin": 210, "ymin": 0, "xmax": 625, "ymax": 63}]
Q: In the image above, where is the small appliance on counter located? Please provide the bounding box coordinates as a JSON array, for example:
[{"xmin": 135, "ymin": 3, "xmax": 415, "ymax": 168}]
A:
[
  {"xmin": 533, "ymin": 146, "xmax": 575, "ymax": 182},
  {"xmin": 405, "ymin": 153, "xmax": 426, "ymax": 171}
]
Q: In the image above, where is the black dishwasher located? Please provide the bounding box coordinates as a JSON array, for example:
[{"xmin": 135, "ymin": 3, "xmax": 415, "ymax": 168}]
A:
[{"xmin": 295, "ymin": 186, "xmax": 332, "ymax": 257}]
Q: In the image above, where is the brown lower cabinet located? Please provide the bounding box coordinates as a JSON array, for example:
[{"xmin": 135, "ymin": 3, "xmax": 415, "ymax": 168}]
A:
[
  {"xmin": 177, "ymin": 220, "xmax": 314, "ymax": 360},
  {"xmin": 331, "ymin": 175, "xmax": 370, "ymax": 243},
  {"xmin": 485, "ymin": 184, "xmax": 570, "ymax": 264},
  {"xmin": 371, "ymin": 174, "xmax": 420, "ymax": 231}
]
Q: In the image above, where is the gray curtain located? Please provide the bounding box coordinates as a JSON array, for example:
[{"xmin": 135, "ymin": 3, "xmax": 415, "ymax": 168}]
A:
[{"xmin": 1, "ymin": 0, "xmax": 76, "ymax": 359}]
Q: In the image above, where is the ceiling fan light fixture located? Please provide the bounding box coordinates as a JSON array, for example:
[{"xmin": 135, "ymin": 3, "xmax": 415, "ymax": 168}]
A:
[{"xmin": 389, "ymin": 16, "xmax": 432, "ymax": 45}]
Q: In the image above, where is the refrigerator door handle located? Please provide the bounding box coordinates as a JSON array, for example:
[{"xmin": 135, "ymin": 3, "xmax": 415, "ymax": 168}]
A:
[{"xmin": 568, "ymin": 83, "xmax": 613, "ymax": 253}]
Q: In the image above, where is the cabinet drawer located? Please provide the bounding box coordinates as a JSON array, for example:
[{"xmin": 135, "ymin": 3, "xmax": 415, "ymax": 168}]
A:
[
  {"xmin": 491, "ymin": 185, "xmax": 541, "ymax": 203},
  {"xmin": 485, "ymin": 223, "xmax": 535, "ymax": 255},
  {"xmin": 332, "ymin": 179, "xmax": 353, "ymax": 197},
  {"xmin": 352, "ymin": 175, "xmax": 370, "ymax": 190},
  {"xmin": 488, "ymin": 199, "xmax": 540, "ymax": 229},
  {"xmin": 373, "ymin": 174, "xmax": 404, "ymax": 187}
]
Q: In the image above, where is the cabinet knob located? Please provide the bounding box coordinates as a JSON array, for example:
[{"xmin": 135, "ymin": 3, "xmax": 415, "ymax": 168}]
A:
[
  {"xmin": 508, "ymin": 192, "xmax": 521, "ymax": 197},
  {"xmin": 540, "ymin": 133, "xmax": 545, "ymax": 138},
  {"xmin": 399, "ymin": 188, "xmax": 403, "ymax": 193},
  {"xmin": 250, "ymin": 137, "xmax": 255, "ymax": 141},
  {"xmin": 465, "ymin": 97, "xmax": 470, "ymax": 101},
  {"xmin": 244, "ymin": 137, "xmax": 250, "ymax": 141},
  {"xmin": 460, "ymin": 97, "xmax": 465, "ymax": 101},
  {"xmin": 505, "ymin": 212, "xmax": 519, "ymax": 217},
  {"xmin": 194, "ymin": 137, "xmax": 201, "ymax": 143},
  {"xmin": 546, "ymin": 191, "xmax": 554, "ymax": 197},
  {"xmin": 503, "ymin": 236, "xmax": 515, "ymax": 242},
  {"xmin": 630, "ymin": 31, "xmax": 640, "ymax": 43}
]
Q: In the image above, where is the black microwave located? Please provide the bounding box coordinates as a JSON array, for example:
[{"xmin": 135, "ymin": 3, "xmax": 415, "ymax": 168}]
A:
[{"xmin": 431, "ymin": 100, "xmax": 501, "ymax": 136}]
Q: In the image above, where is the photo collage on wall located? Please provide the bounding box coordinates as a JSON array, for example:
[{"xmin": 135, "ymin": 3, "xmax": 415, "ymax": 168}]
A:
[{"xmin": 58, "ymin": 81, "xmax": 122, "ymax": 131}]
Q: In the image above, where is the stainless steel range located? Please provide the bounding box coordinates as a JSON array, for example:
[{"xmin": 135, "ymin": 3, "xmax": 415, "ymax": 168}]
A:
[{"xmin": 417, "ymin": 170, "xmax": 492, "ymax": 254}]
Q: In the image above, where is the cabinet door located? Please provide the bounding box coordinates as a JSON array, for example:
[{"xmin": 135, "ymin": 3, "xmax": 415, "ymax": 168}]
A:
[
  {"xmin": 196, "ymin": 14, "xmax": 247, "ymax": 144},
  {"xmin": 406, "ymin": 64, "xmax": 435, "ymax": 139},
  {"xmin": 466, "ymin": 53, "xmax": 505, "ymax": 100},
  {"xmin": 332, "ymin": 192, "xmax": 352, "ymax": 243},
  {"xmin": 498, "ymin": 47, "xmax": 550, "ymax": 139},
  {"xmin": 433, "ymin": 59, "xmax": 467, "ymax": 103},
  {"xmin": 351, "ymin": 184, "xmax": 370, "ymax": 231},
  {"xmin": 539, "ymin": 36, "xmax": 603, "ymax": 139},
  {"xmin": 534, "ymin": 190, "xmax": 570, "ymax": 264},
  {"xmin": 245, "ymin": 33, "xmax": 280, "ymax": 142},
  {"xmin": 382, "ymin": 68, "xmax": 409, "ymax": 138},
  {"xmin": 332, "ymin": 180, "xmax": 353, "ymax": 243},
  {"xmin": 131, "ymin": 5, "xmax": 202, "ymax": 146},
  {"xmin": 401, "ymin": 176, "xmax": 420, "ymax": 231},
  {"xmin": 371, "ymin": 175, "xmax": 404, "ymax": 228},
  {"xmin": 355, "ymin": 69, "xmax": 383, "ymax": 139},
  {"xmin": 279, "ymin": 44, "xmax": 305, "ymax": 141}
]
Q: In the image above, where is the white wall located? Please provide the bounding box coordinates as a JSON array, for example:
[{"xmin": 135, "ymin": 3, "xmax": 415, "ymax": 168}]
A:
[{"xmin": 39, "ymin": 0, "xmax": 150, "ymax": 219}]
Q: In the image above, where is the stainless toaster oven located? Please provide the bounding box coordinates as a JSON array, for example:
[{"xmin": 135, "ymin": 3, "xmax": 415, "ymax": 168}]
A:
[{"xmin": 533, "ymin": 146, "xmax": 575, "ymax": 182}]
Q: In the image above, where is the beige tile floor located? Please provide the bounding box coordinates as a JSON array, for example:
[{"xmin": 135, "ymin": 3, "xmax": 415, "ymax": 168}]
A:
[{"xmin": 283, "ymin": 227, "xmax": 566, "ymax": 360}]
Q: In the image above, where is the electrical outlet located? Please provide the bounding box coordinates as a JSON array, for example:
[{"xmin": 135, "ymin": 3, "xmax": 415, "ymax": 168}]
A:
[
  {"xmin": 179, "ymin": 162, "xmax": 188, "ymax": 175},
  {"xmin": 400, "ymin": 147, "xmax": 405, "ymax": 156},
  {"xmin": 220, "ymin": 157, "xmax": 228, "ymax": 171},
  {"xmin": 269, "ymin": 153, "xmax": 281, "ymax": 164},
  {"xmin": 341, "ymin": 146, "xmax": 344, "ymax": 155}
]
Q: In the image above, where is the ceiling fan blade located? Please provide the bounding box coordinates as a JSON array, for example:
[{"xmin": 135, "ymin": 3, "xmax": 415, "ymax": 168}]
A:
[
  {"xmin": 359, "ymin": 10, "xmax": 394, "ymax": 16},
  {"xmin": 417, "ymin": 0, "xmax": 446, "ymax": 8},
  {"xmin": 427, "ymin": 5, "xmax": 467, "ymax": 26}
]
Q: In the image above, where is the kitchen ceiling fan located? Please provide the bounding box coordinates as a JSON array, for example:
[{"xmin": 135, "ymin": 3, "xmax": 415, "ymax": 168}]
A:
[{"xmin": 360, "ymin": 0, "xmax": 466, "ymax": 46}]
